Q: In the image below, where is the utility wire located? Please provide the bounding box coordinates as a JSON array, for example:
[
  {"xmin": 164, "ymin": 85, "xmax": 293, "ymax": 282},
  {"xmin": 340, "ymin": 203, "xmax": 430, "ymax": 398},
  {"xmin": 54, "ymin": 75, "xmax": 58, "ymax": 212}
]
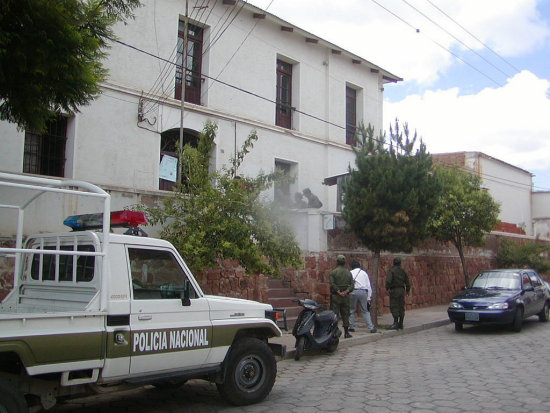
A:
[
  {"xmin": 424, "ymin": 0, "xmax": 522, "ymax": 74},
  {"xmin": 368, "ymin": 0, "xmax": 504, "ymax": 87},
  {"xmin": 401, "ymin": 0, "xmax": 513, "ymax": 79}
]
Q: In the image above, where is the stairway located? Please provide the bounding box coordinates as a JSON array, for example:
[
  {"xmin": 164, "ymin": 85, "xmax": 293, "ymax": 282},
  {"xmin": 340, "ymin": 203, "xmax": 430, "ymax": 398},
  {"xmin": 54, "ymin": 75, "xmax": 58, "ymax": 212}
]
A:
[{"xmin": 266, "ymin": 278, "xmax": 303, "ymax": 331}]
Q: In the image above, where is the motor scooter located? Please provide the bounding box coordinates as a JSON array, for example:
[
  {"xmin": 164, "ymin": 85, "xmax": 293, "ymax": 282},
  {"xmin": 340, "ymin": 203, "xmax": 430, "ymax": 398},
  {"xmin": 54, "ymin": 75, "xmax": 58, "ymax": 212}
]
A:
[{"xmin": 292, "ymin": 298, "xmax": 341, "ymax": 361}]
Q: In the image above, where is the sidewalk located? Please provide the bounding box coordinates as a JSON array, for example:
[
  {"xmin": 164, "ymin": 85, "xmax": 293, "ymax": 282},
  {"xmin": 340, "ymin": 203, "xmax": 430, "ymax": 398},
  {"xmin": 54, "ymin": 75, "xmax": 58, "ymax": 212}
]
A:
[{"xmin": 271, "ymin": 304, "xmax": 450, "ymax": 360}]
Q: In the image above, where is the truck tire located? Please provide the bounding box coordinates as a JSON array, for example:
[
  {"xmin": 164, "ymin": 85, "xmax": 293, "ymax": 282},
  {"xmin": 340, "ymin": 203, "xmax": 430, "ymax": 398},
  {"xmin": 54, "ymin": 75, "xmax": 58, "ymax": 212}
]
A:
[
  {"xmin": 217, "ymin": 337, "xmax": 277, "ymax": 406},
  {"xmin": 0, "ymin": 378, "xmax": 28, "ymax": 413}
]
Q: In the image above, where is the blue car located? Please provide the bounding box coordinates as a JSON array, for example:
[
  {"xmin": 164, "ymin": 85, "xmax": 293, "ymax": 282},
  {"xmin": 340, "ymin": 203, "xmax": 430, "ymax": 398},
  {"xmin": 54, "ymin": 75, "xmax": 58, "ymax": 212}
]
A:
[{"xmin": 448, "ymin": 269, "xmax": 550, "ymax": 332}]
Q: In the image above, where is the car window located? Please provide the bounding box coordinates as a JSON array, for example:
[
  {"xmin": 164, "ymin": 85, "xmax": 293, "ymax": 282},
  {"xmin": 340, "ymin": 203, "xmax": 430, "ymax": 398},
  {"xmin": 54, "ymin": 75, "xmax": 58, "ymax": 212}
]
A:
[
  {"xmin": 521, "ymin": 274, "xmax": 533, "ymax": 290},
  {"xmin": 527, "ymin": 272, "xmax": 542, "ymax": 287},
  {"xmin": 471, "ymin": 272, "xmax": 520, "ymax": 289},
  {"xmin": 128, "ymin": 248, "xmax": 198, "ymax": 300}
]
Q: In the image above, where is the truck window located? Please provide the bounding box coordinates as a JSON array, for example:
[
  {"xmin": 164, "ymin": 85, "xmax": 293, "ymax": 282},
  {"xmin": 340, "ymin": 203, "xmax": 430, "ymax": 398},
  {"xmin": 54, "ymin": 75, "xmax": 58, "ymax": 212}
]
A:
[
  {"xmin": 30, "ymin": 245, "xmax": 95, "ymax": 282},
  {"xmin": 128, "ymin": 248, "xmax": 198, "ymax": 300}
]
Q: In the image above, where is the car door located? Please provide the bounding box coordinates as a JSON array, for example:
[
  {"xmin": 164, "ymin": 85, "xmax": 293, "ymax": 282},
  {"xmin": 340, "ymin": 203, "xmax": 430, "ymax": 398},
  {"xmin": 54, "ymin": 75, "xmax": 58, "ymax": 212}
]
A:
[
  {"xmin": 527, "ymin": 271, "xmax": 546, "ymax": 315},
  {"xmin": 127, "ymin": 246, "xmax": 212, "ymax": 376},
  {"xmin": 520, "ymin": 272, "xmax": 537, "ymax": 316}
]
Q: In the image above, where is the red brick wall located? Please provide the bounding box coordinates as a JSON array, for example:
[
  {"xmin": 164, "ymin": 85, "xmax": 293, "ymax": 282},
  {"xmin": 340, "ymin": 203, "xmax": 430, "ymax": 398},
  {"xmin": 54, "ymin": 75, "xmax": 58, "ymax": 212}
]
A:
[{"xmin": 2, "ymin": 234, "xmax": 548, "ymax": 316}]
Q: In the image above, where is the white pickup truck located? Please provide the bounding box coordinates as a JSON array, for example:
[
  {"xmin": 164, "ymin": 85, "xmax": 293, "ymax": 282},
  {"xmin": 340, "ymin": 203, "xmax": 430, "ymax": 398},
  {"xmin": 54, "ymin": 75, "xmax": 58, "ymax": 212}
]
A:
[{"xmin": 0, "ymin": 172, "xmax": 285, "ymax": 412}]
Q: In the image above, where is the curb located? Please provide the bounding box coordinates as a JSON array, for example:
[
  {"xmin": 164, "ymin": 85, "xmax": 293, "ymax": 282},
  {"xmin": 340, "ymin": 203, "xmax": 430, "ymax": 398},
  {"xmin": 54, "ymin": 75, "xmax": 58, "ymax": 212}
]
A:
[{"xmin": 279, "ymin": 319, "xmax": 450, "ymax": 361}]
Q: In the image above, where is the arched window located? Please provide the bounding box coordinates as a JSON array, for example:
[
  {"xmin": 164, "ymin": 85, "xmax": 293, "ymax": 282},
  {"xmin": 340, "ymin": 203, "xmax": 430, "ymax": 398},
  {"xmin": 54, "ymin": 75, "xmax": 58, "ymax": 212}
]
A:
[{"xmin": 159, "ymin": 128, "xmax": 199, "ymax": 191}]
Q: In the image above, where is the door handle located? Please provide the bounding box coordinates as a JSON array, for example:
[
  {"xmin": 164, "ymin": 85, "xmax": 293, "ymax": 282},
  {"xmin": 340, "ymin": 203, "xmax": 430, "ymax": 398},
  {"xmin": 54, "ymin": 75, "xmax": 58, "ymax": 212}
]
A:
[{"xmin": 138, "ymin": 315, "xmax": 152, "ymax": 321}]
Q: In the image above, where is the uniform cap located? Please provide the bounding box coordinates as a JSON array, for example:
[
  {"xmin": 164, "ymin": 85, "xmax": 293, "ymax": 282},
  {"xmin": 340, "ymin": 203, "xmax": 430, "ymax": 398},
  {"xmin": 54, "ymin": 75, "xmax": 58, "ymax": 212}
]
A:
[{"xmin": 337, "ymin": 255, "xmax": 346, "ymax": 264}]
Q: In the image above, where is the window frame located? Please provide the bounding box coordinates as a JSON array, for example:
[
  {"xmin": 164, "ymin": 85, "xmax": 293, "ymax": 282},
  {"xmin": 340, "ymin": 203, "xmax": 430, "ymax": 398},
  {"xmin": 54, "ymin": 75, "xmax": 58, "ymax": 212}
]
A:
[
  {"xmin": 175, "ymin": 22, "xmax": 204, "ymax": 104},
  {"xmin": 346, "ymin": 86, "xmax": 357, "ymax": 146},
  {"xmin": 23, "ymin": 115, "xmax": 67, "ymax": 177},
  {"xmin": 276, "ymin": 59, "xmax": 293, "ymax": 129}
]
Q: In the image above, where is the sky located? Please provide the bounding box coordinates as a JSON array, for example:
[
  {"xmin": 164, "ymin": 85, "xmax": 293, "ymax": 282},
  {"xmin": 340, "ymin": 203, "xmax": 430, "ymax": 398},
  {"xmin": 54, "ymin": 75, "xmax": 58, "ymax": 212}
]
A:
[{"xmin": 248, "ymin": 0, "xmax": 550, "ymax": 192}]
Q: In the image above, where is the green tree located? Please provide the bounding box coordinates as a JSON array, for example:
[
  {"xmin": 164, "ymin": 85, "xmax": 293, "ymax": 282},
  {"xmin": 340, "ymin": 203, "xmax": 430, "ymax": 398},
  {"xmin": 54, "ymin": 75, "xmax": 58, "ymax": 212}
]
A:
[
  {"xmin": 342, "ymin": 121, "xmax": 442, "ymax": 317},
  {"xmin": 497, "ymin": 240, "xmax": 550, "ymax": 274},
  {"xmin": 429, "ymin": 166, "xmax": 501, "ymax": 285},
  {"xmin": 0, "ymin": 0, "xmax": 140, "ymax": 132},
  {"xmin": 145, "ymin": 121, "xmax": 303, "ymax": 276}
]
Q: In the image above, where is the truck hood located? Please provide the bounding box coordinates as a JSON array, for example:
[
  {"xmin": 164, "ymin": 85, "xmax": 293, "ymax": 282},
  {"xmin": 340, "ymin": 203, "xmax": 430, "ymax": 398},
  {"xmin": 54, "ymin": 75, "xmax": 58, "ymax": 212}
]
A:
[{"xmin": 204, "ymin": 295, "xmax": 273, "ymax": 320}]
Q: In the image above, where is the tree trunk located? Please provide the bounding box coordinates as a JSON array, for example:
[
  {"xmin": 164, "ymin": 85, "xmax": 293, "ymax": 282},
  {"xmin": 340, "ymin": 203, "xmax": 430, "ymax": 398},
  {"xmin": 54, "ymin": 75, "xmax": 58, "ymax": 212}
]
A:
[
  {"xmin": 456, "ymin": 242, "xmax": 470, "ymax": 286},
  {"xmin": 371, "ymin": 250, "xmax": 380, "ymax": 324}
]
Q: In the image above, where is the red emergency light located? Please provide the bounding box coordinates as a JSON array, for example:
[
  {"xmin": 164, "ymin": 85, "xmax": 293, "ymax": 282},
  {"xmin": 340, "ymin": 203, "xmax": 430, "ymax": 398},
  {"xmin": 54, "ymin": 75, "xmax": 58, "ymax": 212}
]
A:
[{"xmin": 64, "ymin": 210, "xmax": 147, "ymax": 231}]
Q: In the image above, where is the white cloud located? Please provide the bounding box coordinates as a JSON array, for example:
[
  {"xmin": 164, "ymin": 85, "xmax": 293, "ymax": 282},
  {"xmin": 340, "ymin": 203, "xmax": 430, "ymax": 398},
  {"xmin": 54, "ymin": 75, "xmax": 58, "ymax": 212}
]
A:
[
  {"xmin": 250, "ymin": 0, "xmax": 550, "ymax": 85},
  {"xmin": 384, "ymin": 71, "xmax": 550, "ymax": 173}
]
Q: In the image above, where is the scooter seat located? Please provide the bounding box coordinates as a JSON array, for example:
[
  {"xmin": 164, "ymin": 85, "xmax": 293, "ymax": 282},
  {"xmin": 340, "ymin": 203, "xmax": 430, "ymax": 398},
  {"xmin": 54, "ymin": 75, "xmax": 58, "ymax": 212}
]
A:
[{"xmin": 316, "ymin": 310, "xmax": 337, "ymax": 323}]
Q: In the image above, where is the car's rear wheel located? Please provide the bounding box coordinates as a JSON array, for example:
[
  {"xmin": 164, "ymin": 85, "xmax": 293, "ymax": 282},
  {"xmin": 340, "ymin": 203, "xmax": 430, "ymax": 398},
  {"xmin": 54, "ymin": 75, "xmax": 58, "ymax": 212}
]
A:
[
  {"xmin": 512, "ymin": 307, "xmax": 523, "ymax": 332},
  {"xmin": 454, "ymin": 322, "xmax": 463, "ymax": 331},
  {"xmin": 538, "ymin": 302, "xmax": 549, "ymax": 322}
]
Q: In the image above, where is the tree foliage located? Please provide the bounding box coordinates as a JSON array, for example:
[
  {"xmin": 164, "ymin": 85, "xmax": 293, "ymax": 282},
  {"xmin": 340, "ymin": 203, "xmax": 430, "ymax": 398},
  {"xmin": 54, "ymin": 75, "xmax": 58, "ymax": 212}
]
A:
[
  {"xmin": 497, "ymin": 240, "xmax": 550, "ymax": 274},
  {"xmin": 342, "ymin": 121, "xmax": 441, "ymax": 255},
  {"xmin": 144, "ymin": 121, "xmax": 303, "ymax": 276},
  {"xmin": 429, "ymin": 165, "xmax": 501, "ymax": 284},
  {"xmin": 0, "ymin": 0, "xmax": 140, "ymax": 132}
]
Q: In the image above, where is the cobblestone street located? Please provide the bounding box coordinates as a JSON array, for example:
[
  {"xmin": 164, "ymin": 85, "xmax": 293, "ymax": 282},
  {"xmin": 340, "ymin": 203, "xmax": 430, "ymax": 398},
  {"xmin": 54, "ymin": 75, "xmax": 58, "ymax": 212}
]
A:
[{"xmin": 55, "ymin": 318, "xmax": 550, "ymax": 412}]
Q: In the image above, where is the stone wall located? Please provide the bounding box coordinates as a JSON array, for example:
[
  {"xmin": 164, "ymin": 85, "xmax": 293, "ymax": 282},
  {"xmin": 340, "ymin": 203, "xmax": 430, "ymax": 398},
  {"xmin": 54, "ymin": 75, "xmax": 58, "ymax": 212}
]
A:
[{"xmin": 2, "ymin": 232, "xmax": 549, "ymax": 316}]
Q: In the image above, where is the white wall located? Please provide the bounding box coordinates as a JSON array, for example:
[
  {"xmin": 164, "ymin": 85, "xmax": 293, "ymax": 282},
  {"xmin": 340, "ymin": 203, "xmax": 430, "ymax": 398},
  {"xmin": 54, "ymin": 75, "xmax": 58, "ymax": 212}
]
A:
[
  {"xmin": 471, "ymin": 154, "xmax": 533, "ymax": 235},
  {"xmin": 0, "ymin": 0, "xmax": 398, "ymax": 251}
]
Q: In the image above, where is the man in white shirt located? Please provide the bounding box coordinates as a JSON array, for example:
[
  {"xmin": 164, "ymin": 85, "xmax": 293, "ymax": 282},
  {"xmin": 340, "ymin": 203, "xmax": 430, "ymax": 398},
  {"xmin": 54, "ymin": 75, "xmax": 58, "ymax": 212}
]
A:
[{"xmin": 349, "ymin": 261, "xmax": 377, "ymax": 333}]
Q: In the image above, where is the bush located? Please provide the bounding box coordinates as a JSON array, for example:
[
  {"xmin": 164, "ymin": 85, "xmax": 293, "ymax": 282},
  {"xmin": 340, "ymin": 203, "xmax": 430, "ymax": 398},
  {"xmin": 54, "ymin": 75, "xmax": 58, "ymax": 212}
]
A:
[{"xmin": 496, "ymin": 240, "xmax": 550, "ymax": 275}]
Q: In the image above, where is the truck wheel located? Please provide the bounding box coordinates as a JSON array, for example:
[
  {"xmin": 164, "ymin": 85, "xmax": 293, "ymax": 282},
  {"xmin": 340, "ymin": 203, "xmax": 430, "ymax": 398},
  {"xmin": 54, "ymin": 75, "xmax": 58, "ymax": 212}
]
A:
[
  {"xmin": 217, "ymin": 337, "xmax": 276, "ymax": 406},
  {"xmin": 0, "ymin": 378, "xmax": 28, "ymax": 413}
]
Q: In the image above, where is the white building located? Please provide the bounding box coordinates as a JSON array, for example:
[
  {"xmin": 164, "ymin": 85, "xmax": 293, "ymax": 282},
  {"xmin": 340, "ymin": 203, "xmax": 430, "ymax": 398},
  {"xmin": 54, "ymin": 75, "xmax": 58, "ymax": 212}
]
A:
[
  {"xmin": 0, "ymin": 0, "xmax": 401, "ymax": 251},
  {"xmin": 433, "ymin": 152, "xmax": 550, "ymax": 240}
]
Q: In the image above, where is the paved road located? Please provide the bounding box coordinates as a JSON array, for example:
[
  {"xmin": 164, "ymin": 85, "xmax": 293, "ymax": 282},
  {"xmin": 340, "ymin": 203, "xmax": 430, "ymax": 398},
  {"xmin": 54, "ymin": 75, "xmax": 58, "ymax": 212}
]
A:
[{"xmin": 55, "ymin": 317, "xmax": 550, "ymax": 412}]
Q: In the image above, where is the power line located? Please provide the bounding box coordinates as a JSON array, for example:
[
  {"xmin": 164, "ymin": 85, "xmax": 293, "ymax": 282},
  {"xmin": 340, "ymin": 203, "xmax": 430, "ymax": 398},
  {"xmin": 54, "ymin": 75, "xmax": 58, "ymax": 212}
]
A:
[
  {"xmin": 400, "ymin": 0, "xmax": 513, "ymax": 79},
  {"xmin": 423, "ymin": 0, "xmax": 522, "ymax": 75},
  {"xmin": 110, "ymin": 37, "xmax": 349, "ymax": 130},
  {"xmin": 367, "ymin": 0, "xmax": 504, "ymax": 87}
]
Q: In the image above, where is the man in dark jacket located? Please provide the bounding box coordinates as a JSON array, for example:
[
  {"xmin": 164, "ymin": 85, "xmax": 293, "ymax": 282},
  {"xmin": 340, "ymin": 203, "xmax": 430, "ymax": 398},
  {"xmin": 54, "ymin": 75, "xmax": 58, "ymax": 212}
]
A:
[
  {"xmin": 385, "ymin": 257, "xmax": 411, "ymax": 330},
  {"xmin": 330, "ymin": 255, "xmax": 354, "ymax": 338}
]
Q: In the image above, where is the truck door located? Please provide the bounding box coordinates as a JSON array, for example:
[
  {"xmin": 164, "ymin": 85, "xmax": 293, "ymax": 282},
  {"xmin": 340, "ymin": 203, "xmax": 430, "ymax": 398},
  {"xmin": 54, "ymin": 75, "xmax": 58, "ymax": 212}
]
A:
[{"xmin": 127, "ymin": 247, "xmax": 212, "ymax": 375}]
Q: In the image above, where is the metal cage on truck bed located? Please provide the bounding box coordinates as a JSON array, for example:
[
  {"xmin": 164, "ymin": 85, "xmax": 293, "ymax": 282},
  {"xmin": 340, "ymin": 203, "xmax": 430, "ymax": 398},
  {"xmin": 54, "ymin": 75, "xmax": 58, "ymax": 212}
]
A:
[{"xmin": 0, "ymin": 172, "xmax": 112, "ymax": 312}]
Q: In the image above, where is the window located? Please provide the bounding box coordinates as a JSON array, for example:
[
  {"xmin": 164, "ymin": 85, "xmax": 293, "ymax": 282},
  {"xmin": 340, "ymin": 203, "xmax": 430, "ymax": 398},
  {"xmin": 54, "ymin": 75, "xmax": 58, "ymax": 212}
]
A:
[
  {"xmin": 175, "ymin": 22, "xmax": 203, "ymax": 104},
  {"xmin": 158, "ymin": 128, "xmax": 199, "ymax": 190},
  {"xmin": 528, "ymin": 272, "xmax": 543, "ymax": 287},
  {"xmin": 23, "ymin": 115, "xmax": 67, "ymax": 177},
  {"xmin": 274, "ymin": 161, "xmax": 292, "ymax": 205},
  {"xmin": 30, "ymin": 245, "xmax": 95, "ymax": 282},
  {"xmin": 129, "ymin": 248, "xmax": 198, "ymax": 300},
  {"xmin": 346, "ymin": 86, "xmax": 357, "ymax": 145},
  {"xmin": 276, "ymin": 60, "xmax": 292, "ymax": 128}
]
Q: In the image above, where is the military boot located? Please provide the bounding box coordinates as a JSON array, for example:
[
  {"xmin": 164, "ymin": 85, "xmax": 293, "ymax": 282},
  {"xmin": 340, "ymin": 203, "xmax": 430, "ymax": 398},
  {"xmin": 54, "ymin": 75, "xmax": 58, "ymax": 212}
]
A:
[
  {"xmin": 388, "ymin": 317, "xmax": 399, "ymax": 330},
  {"xmin": 398, "ymin": 316, "xmax": 404, "ymax": 330},
  {"xmin": 344, "ymin": 327, "xmax": 353, "ymax": 338}
]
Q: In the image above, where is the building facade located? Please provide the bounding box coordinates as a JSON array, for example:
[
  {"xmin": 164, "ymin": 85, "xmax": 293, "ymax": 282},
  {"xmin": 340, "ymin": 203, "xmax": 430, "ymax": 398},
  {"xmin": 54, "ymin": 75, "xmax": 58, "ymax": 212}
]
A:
[
  {"xmin": 433, "ymin": 152, "xmax": 550, "ymax": 240},
  {"xmin": 0, "ymin": 0, "xmax": 400, "ymax": 249}
]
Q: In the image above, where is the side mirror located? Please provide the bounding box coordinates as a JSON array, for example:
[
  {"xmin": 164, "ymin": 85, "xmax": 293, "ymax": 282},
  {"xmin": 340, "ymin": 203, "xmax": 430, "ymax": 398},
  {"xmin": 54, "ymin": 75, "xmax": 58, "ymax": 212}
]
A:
[
  {"xmin": 523, "ymin": 285, "xmax": 534, "ymax": 292},
  {"xmin": 181, "ymin": 280, "xmax": 191, "ymax": 306}
]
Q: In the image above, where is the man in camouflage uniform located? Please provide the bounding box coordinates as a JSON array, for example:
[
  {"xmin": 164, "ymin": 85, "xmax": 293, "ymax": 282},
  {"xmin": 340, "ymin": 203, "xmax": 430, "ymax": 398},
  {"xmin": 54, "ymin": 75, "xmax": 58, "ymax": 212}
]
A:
[
  {"xmin": 330, "ymin": 255, "xmax": 354, "ymax": 338},
  {"xmin": 385, "ymin": 257, "xmax": 411, "ymax": 330}
]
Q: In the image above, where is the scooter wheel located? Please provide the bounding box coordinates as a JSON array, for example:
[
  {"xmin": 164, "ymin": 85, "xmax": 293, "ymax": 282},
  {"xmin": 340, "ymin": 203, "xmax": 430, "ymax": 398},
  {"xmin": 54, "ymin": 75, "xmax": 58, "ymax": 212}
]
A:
[{"xmin": 294, "ymin": 336, "xmax": 305, "ymax": 361}]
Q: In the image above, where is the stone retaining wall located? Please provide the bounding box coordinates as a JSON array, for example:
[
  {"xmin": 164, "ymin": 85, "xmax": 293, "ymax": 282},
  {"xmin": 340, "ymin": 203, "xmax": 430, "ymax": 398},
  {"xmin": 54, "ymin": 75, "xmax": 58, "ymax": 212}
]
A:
[{"xmin": 1, "ymin": 233, "xmax": 548, "ymax": 316}]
